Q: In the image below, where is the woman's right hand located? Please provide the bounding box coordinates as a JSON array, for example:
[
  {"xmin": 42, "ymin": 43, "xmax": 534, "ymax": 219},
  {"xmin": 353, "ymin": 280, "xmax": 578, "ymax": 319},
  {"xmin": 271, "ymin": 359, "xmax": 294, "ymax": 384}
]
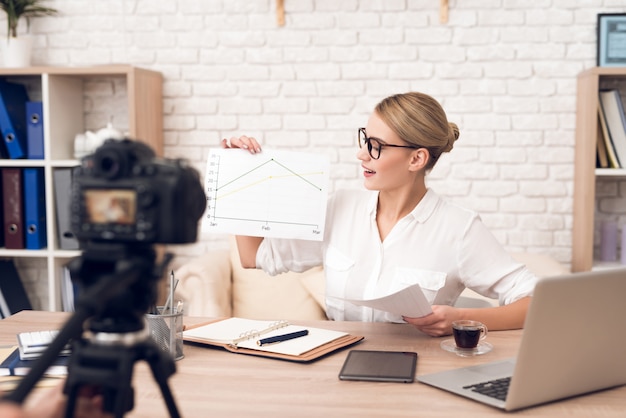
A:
[{"xmin": 221, "ymin": 135, "xmax": 262, "ymax": 154}]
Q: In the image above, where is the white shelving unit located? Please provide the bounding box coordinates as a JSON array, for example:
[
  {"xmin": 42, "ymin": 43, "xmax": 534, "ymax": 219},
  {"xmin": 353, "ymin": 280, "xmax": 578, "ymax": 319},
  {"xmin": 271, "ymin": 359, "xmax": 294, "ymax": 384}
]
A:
[{"xmin": 0, "ymin": 65, "xmax": 163, "ymax": 311}]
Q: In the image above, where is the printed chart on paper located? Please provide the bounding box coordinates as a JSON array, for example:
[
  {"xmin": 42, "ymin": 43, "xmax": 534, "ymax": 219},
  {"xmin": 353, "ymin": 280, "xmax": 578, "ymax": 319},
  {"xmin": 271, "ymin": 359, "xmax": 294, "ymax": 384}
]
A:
[{"xmin": 203, "ymin": 148, "xmax": 330, "ymax": 241}]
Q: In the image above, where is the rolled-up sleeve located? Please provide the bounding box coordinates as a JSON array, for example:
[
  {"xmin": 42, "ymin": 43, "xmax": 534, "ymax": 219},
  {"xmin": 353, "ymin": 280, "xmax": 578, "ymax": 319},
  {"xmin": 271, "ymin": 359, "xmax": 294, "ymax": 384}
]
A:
[
  {"xmin": 256, "ymin": 238, "xmax": 324, "ymax": 276},
  {"xmin": 458, "ymin": 215, "xmax": 538, "ymax": 306}
]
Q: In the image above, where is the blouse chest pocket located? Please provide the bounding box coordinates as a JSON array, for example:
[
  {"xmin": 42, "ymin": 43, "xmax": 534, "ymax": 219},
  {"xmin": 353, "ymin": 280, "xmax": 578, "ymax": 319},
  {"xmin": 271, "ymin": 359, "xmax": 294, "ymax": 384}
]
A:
[
  {"xmin": 324, "ymin": 246, "xmax": 355, "ymax": 293},
  {"xmin": 394, "ymin": 268, "xmax": 447, "ymax": 304}
]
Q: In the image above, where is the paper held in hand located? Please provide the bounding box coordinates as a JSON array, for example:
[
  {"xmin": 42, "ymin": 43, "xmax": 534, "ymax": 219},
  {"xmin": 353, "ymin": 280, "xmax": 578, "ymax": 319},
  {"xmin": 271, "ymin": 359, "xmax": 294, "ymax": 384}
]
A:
[
  {"xmin": 202, "ymin": 148, "xmax": 330, "ymax": 241},
  {"xmin": 341, "ymin": 284, "xmax": 433, "ymax": 318}
]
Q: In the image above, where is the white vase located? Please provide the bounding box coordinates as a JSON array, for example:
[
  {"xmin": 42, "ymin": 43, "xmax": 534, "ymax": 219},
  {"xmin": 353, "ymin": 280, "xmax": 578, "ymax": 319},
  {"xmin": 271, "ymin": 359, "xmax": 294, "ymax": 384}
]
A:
[{"xmin": 3, "ymin": 36, "xmax": 33, "ymax": 68}]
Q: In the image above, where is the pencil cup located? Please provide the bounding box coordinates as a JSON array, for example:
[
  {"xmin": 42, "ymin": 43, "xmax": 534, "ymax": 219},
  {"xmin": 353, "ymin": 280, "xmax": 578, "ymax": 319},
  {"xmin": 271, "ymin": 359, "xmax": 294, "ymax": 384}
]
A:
[{"xmin": 145, "ymin": 306, "xmax": 184, "ymax": 361}]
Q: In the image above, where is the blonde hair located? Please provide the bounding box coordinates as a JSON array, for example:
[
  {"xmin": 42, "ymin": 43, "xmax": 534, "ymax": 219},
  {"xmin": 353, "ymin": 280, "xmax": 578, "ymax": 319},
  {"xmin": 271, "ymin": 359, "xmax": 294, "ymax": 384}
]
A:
[{"xmin": 374, "ymin": 92, "xmax": 459, "ymax": 171}]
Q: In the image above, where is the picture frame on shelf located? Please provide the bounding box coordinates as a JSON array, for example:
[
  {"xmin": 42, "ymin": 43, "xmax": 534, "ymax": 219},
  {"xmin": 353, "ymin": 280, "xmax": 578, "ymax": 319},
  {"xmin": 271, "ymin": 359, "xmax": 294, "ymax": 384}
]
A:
[{"xmin": 597, "ymin": 13, "xmax": 626, "ymax": 67}]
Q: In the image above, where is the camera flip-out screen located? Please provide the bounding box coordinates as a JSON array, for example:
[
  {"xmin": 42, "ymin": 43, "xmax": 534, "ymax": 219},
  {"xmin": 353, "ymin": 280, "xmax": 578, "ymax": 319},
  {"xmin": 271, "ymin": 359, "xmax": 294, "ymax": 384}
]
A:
[{"xmin": 84, "ymin": 189, "xmax": 137, "ymax": 225}]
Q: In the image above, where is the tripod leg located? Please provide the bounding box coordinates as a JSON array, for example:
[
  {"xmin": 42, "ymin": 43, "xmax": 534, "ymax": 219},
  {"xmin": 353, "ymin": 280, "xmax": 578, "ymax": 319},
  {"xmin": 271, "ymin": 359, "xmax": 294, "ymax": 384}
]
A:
[
  {"xmin": 141, "ymin": 341, "xmax": 181, "ymax": 418},
  {"xmin": 64, "ymin": 384, "xmax": 80, "ymax": 418}
]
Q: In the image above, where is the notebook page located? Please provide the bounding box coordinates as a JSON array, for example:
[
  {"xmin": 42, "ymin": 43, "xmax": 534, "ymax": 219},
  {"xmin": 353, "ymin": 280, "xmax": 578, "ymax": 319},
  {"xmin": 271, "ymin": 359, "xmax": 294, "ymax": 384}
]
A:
[{"xmin": 182, "ymin": 318, "xmax": 284, "ymax": 343}]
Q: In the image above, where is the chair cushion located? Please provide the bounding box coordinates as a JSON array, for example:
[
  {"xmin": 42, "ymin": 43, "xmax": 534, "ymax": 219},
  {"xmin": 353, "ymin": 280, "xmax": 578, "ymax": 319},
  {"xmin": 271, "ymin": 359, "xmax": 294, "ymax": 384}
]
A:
[
  {"xmin": 230, "ymin": 245, "xmax": 327, "ymax": 320},
  {"xmin": 175, "ymin": 249, "xmax": 233, "ymax": 317}
]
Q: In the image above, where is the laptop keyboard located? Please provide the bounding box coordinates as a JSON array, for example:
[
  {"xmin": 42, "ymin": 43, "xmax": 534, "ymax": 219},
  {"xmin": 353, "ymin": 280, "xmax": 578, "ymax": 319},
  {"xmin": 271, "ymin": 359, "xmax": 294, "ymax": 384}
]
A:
[{"xmin": 463, "ymin": 377, "xmax": 511, "ymax": 401}]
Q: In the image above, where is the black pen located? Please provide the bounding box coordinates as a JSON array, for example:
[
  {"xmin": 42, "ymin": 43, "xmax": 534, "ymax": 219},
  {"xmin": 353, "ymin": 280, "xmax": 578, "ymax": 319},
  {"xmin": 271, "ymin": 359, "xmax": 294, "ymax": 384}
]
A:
[{"xmin": 257, "ymin": 330, "xmax": 309, "ymax": 346}]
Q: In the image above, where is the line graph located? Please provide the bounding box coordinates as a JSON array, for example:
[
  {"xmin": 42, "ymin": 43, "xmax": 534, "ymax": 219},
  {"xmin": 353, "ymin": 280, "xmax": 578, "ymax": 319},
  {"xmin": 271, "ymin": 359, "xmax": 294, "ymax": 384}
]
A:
[{"xmin": 202, "ymin": 148, "xmax": 330, "ymax": 241}]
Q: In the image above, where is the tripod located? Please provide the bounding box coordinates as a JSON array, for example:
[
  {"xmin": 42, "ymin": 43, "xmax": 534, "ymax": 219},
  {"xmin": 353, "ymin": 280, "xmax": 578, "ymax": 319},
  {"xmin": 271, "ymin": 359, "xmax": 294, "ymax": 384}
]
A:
[{"xmin": 3, "ymin": 243, "xmax": 181, "ymax": 418}]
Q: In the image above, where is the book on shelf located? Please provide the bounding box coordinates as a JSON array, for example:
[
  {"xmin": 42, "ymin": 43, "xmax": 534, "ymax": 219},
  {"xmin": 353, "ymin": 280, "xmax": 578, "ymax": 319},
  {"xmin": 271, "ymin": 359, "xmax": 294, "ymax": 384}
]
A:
[
  {"xmin": 23, "ymin": 167, "xmax": 47, "ymax": 249},
  {"xmin": 25, "ymin": 101, "xmax": 44, "ymax": 159},
  {"xmin": 0, "ymin": 259, "xmax": 32, "ymax": 317},
  {"xmin": 596, "ymin": 118, "xmax": 609, "ymax": 168},
  {"xmin": 0, "ymin": 347, "xmax": 68, "ymax": 377},
  {"xmin": 2, "ymin": 167, "xmax": 25, "ymax": 249},
  {"xmin": 598, "ymin": 90, "xmax": 626, "ymax": 168},
  {"xmin": 53, "ymin": 168, "xmax": 80, "ymax": 250},
  {"xmin": 183, "ymin": 317, "xmax": 364, "ymax": 362},
  {"xmin": 0, "ymin": 80, "xmax": 29, "ymax": 160},
  {"xmin": 60, "ymin": 266, "xmax": 77, "ymax": 312},
  {"xmin": 597, "ymin": 107, "xmax": 610, "ymax": 168}
]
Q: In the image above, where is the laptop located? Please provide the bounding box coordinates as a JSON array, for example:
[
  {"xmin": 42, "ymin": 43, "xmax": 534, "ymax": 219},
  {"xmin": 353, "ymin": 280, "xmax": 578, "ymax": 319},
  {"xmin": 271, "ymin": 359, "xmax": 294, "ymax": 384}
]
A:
[{"xmin": 418, "ymin": 267, "xmax": 626, "ymax": 411}]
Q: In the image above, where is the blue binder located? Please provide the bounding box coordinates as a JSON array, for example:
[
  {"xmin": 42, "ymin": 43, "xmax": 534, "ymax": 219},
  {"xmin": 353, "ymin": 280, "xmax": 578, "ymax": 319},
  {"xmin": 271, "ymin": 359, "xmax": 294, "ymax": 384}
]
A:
[
  {"xmin": 26, "ymin": 101, "xmax": 44, "ymax": 159},
  {"xmin": 23, "ymin": 167, "xmax": 47, "ymax": 249},
  {"xmin": 0, "ymin": 80, "xmax": 28, "ymax": 159}
]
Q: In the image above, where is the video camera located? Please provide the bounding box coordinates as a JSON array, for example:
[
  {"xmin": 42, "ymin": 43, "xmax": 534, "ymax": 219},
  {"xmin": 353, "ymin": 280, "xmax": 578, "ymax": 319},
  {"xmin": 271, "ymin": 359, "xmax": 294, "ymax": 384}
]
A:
[
  {"xmin": 6, "ymin": 138, "xmax": 205, "ymax": 417},
  {"xmin": 70, "ymin": 138, "xmax": 206, "ymax": 245}
]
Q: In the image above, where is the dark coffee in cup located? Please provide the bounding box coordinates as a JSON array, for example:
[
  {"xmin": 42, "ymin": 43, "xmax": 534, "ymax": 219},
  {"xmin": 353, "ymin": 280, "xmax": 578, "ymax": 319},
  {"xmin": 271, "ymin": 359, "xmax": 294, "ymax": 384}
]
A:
[
  {"xmin": 453, "ymin": 327, "xmax": 481, "ymax": 348},
  {"xmin": 452, "ymin": 320, "xmax": 487, "ymax": 349}
]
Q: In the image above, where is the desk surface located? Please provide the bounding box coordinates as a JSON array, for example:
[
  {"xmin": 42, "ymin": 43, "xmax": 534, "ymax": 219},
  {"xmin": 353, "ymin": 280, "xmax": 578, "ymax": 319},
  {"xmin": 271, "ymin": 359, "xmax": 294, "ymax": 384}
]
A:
[{"xmin": 2, "ymin": 311, "xmax": 625, "ymax": 417}]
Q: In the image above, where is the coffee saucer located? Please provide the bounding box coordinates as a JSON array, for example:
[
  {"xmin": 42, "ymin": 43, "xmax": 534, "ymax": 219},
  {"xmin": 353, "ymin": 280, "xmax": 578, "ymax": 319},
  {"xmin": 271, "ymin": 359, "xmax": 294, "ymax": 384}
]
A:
[{"xmin": 440, "ymin": 339, "xmax": 493, "ymax": 357}]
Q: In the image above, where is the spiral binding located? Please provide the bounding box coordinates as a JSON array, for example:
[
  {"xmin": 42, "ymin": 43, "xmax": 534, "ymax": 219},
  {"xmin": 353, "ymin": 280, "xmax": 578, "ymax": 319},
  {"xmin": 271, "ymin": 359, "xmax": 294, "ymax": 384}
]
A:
[{"xmin": 229, "ymin": 320, "xmax": 290, "ymax": 347}]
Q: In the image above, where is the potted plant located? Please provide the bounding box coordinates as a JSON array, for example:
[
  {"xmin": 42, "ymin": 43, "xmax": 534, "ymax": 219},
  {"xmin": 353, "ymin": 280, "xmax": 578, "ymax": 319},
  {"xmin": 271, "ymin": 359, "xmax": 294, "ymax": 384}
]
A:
[{"xmin": 0, "ymin": 0, "xmax": 58, "ymax": 67}]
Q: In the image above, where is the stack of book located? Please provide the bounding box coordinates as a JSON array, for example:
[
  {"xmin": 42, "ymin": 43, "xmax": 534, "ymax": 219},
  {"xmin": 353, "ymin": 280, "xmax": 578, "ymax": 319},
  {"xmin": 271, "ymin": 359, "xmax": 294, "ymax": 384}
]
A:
[
  {"xmin": 17, "ymin": 330, "xmax": 71, "ymax": 360},
  {"xmin": 0, "ymin": 331, "xmax": 70, "ymax": 377},
  {"xmin": 597, "ymin": 89, "xmax": 626, "ymax": 169}
]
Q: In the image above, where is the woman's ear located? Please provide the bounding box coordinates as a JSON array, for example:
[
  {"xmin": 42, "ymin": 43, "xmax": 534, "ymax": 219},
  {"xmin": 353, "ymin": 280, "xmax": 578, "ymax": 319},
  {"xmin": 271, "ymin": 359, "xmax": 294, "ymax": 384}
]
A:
[{"xmin": 408, "ymin": 148, "xmax": 430, "ymax": 172}]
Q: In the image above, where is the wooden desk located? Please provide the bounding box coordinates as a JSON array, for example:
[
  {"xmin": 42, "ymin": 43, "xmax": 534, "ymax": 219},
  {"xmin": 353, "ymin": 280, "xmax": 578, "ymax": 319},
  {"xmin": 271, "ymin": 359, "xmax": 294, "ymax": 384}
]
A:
[{"xmin": 2, "ymin": 311, "xmax": 625, "ymax": 417}]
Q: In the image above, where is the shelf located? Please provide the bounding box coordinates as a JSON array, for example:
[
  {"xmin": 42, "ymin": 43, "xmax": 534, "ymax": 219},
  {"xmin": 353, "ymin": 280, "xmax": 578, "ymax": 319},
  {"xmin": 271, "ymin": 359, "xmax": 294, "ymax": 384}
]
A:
[
  {"xmin": 50, "ymin": 160, "xmax": 80, "ymax": 168},
  {"xmin": 0, "ymin": 160, "xmax": 45, "ymax": 167},
  {"xmin": 592, "ymin": 260, "xmax": 626, "ymax": 271},
  {"xmin": 0, "ymin": 248, "xmax": 80, "ymax": 259},
  {"xmin": 0, "ymin": 249, "xmax": 49, "ymax": 257},
  {"xmin": 595, "ymin": 168, "xmax": 626, "ymax": 178}
]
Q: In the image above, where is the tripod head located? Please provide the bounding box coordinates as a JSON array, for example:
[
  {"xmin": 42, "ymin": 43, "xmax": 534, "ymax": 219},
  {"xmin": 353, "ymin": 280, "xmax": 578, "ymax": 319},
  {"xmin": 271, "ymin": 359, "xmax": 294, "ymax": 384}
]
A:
[{"xmin": 68, "ymin": 241, "xmax": 164, "ymax": 335}]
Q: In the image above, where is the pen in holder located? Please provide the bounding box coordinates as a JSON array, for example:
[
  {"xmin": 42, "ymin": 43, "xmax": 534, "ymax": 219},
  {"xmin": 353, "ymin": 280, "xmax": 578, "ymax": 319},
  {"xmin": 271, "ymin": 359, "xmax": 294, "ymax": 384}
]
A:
[{"xmin": 145, "ymin": 304, "xmax": 184, "ymax": 361}]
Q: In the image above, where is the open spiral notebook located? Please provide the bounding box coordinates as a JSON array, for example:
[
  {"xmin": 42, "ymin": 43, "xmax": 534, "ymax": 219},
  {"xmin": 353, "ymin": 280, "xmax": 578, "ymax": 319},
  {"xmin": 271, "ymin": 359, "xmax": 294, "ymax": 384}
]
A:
[{"xmin": 183, "ymin": 317, "xmax": 363, "ymax": 362}]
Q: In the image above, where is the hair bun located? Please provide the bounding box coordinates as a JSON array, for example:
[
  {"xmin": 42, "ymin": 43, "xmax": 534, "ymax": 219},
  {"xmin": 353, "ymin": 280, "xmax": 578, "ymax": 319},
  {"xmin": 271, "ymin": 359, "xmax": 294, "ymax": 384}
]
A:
[{"xmin": 444, "ymin": 122, "xmax": 459, "ymax": 152}]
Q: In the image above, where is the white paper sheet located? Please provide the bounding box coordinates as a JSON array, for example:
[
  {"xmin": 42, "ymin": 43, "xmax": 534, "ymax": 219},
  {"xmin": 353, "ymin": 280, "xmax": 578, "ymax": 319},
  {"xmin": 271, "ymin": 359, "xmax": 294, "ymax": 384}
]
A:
[
  {"xmin": 202, "ymin": 148, "xmax": 330, "ymax": 241},
  {"xmin": 343, "ymin": 284, "xmax": 433, "ymax": 318}
]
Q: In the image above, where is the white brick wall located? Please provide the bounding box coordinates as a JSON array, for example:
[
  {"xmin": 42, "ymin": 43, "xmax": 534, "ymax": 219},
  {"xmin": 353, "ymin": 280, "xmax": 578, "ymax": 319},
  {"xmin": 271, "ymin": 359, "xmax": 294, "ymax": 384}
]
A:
[{"xmin": 7, "ymin": 0, "xmax": 626, "ymax": 306}]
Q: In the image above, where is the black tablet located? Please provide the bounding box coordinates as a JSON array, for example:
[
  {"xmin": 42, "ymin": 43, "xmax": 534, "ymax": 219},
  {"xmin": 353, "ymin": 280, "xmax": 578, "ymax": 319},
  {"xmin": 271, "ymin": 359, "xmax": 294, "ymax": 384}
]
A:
[{"xmin": 338, "ymin": 350, "xmax": 418, "ymax": 383}]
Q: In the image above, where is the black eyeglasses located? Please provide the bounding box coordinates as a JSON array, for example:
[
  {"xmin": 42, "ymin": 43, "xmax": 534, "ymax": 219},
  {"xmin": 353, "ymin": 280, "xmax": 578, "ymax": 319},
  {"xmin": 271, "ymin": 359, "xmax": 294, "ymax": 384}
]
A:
[{"xmin": 358, "ymin": 128, "xmax": 419, "ymax": 160}]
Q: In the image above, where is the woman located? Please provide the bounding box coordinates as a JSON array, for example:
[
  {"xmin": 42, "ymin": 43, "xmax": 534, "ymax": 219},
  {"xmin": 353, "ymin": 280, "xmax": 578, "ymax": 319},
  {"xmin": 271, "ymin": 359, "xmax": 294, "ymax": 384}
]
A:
[{"xmin": 225, "ymin": 92, "xmax": 536, "ymax": 337}]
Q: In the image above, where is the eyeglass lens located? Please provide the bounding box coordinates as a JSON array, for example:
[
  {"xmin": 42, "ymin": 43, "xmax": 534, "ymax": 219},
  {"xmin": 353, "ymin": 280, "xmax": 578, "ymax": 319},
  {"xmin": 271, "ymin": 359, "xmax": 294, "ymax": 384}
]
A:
[{"xmin": 358, "ymin": 128, "xmax": 381, "ymax": 159}]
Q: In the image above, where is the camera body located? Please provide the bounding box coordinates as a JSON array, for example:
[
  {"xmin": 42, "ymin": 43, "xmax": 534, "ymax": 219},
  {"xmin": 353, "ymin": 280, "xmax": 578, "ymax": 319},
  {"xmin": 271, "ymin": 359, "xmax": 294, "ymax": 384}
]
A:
[{"xmin": 70, "ymin": 138, "xmax": 206, "ymax": 245}]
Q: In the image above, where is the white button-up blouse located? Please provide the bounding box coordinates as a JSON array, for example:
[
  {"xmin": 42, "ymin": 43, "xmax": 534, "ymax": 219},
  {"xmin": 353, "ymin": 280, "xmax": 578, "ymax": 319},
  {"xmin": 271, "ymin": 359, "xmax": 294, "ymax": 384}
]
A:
[{"xmin": 256, "ymin": 188, "xmax": 537, "ymax": 322}]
